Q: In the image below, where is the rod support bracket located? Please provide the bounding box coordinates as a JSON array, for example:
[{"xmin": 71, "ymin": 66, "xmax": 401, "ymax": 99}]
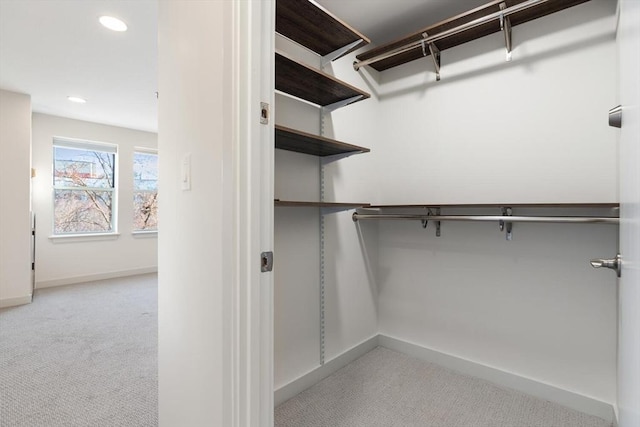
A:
[
  {"xmin": 501, "ymin": 207, "xmax": 513, "ymax": 240},
  {"xmin": 422, "ymin": 208, "xmax": 442, "ymax": 235},
  {"xmin": 499, "ymin": 3, "xmax": 513, "ymax": 62},
  {"xmin": 422, "ymin": 32, "xmax": 441, "ymax": 81}
]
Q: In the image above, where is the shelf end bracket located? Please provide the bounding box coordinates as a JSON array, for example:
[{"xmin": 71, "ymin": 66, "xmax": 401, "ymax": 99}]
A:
[
  {"xmin": 322, "ymin": 95, "xmax": 364, "ymax": 113},
  {"xmin": 322, "ymin": 39, "xmax": 364, "ymax": 68},
  {"xmin": 422, "ymin": 32, "xmax": 441, "ymax": 81},
  {"xmin": 499, "ymin": 3, "xmax": 512, "ymax": 62}
]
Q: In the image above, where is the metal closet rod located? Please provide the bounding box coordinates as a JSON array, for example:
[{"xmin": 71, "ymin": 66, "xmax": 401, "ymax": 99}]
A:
[
  {"xmin": 353, "ymin": 0, "xmax": 548, "ymax": 71},
  {"xmin": 352, "ymin": 213, "xmax": 619, "ymax": 224}
]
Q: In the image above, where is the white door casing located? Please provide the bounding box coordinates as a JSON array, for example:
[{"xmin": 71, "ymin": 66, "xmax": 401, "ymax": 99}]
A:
[
  {"xmin": 233, "ymin": 0, "xmax": 274, "ymax": 425},
  {"xmin": 616, "ymin": 0, "xmax": 640, "ymax": 426}
]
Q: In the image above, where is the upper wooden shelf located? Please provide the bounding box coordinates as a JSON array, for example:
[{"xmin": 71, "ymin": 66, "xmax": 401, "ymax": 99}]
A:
[
  {"xmin": 275, "ymin": 200, "xmax": 371, "ymax": 209},
  {"xmin": 276, "ymin": 51, "xmax": 370, "ymax": 107},
  {"xmin": 356, "ymin": 0, "xmax": 590, "ymax": 72},
  {"xmin": 276, "ymin": 0, "xmax": 370, "ymax": 60},
  {"xmin": 368, "ymin": 203, "xmax": 619, "ymax": 209},
  {"xmin": 275, "ymin": 125, "xmax": 370, "ymax": 157}
]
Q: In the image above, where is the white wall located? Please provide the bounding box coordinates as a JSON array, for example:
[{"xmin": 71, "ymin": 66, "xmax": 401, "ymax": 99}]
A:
[
  {"xmin": 326, "ymin": 0, "xmax": 618, "ymax": 405},
  {"xmin": 158, "ymin": 1, "xmax": 233, "ymax": 425},
  {"xmin": 0, "ymin": 89, "xmax": 32, "ymax": 307},
  {"xmin": 31, "ymin": 113, "xmax": 157, "ymax": 287}
]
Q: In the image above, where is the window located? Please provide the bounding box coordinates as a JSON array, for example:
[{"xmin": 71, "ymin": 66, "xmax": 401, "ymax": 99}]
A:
[
  {"xmin": 133, "ymin": 150, "xmax": 158, "ymax": 231},
  {"xmin": 53, "ymin": 138, "xmax": 117, "ymax": 234}
]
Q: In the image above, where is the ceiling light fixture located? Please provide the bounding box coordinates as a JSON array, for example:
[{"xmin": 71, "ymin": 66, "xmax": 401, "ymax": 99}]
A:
[
  {"xmin": 99, "ymin": 15, "xmax": 127, "ymax": 32},
  {"xmin": 67, "ymin": 96, "xmax": 87, "ymax": 104}
]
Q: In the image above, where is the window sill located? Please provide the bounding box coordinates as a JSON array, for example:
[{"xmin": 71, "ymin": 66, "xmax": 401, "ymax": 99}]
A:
[
  {"xmin": 48, "ymin": 232, "xmax": 120, "ymax": 243},
  {"xmin": 132, "ymin": 230, "xmax": 158, "ymax": 238}
]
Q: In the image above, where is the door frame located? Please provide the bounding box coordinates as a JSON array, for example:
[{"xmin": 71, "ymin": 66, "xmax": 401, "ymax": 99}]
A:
[
  {"xmin": 616, "ymin": 0, "xmax": 640, "ymax": 426},
  {"xmin": 232, "ymin": 0, "xmax": 274, "ymax": 425}
]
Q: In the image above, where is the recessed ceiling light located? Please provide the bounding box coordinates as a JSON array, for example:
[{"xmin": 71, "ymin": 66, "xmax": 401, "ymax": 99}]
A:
[
  {"xmin": 67, "ymin": 96, "xmax": 87, "ymax": 104},
  {"xmin": 99, "ymin": 15, "xmax": 127, "ymax": 32}
]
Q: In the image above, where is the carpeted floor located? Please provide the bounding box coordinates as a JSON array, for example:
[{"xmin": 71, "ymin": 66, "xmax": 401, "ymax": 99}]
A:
[
  {"xmin": 275, "ymin": 347, "xmax": 613, "ymax": 427},
  {"xmin": 1, "ymin": 276, "xmax": 613, "ymax": 427},
  {"xmin": 0, "ymin": 274, "xmax": 157, "ymax": 427}
]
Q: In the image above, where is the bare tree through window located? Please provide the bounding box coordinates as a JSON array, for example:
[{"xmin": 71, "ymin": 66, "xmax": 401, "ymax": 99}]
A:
[
  {"xmin": 53, "ymin": 142, "xmax": 116, "ymax": 234},
  {"xmin": 133, "ymin": 151, "xmax": 158, "ymax": 231}
]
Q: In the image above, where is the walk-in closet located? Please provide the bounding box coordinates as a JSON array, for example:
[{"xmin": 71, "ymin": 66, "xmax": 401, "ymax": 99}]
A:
[
  {"xmin": 273, "ymin": 0, "xmax": 621, "ymax": 425},
  {"xmin": 157, "ymin": 0, "xmax": 639, "ymax": 425}
]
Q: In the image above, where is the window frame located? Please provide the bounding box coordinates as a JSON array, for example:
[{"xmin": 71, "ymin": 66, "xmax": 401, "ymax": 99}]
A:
[
  {"xmin": 52, "ymin": 137, "xmax": 119, "ymax": 236},
  {"xmin": 132, "ymin": 148, "xmax": 158, "ymax": 233}
]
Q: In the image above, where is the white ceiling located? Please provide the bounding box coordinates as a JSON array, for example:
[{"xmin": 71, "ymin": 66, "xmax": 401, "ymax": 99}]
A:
[
  {"xmin": 0, "ymin": 0, "xmax": 487, "ymax": 134},
  {"xmin": 0, "ymin": 0, "xmax": 158, "ymax": 133}
]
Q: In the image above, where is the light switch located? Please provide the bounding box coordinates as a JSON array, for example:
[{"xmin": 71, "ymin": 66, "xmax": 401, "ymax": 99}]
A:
[{"xmin": 181, "ymin": 153, "xmax": 191, "ymax": 191}]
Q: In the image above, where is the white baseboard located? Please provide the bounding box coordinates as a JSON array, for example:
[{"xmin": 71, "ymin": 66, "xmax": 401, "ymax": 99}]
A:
[
  {"xmin": 274, "ymin": 335, "xmax": 378, "ymax": 406},
  {"xmin": 36, "ymin": 267, "xmax": 158, "ymax": 289},
  {"xmin": 378, "ymin": 334, "xmax": 615, "ymax": 424},
  {"xmin": 0, "ymin": 294, "xmax": 32, "ymax": 308}
]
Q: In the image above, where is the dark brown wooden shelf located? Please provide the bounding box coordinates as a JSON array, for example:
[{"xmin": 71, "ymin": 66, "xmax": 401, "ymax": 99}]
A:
[
  {"xmin": 369, "ymin": 203, "xmax": 619, "ymax": 209},
  {"xmin": 275, "ymin": 125, "xmax": 370, "ymax": 157},
  {"xmin": 275, "ymin": 200, "xmax": 371, "ymax": 209},
  {"xmin": 276, "ymin": 51, "xmax": 370, "ymax": 107},
  {"xmin": 356, "ymin": 0, "xmax": 590, "ymax": 72},
  {"xmin": 276, "ymin": 0, "xmax": 370, "ymax": 59}
]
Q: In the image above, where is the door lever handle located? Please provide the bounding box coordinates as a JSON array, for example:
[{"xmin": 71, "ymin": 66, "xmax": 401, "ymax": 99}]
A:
[{"xmin": 590, "ymin": 253, "xmax": 621, "ymax": 277}]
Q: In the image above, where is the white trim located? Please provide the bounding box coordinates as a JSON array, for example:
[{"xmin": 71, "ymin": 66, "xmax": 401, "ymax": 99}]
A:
[
  {"xmin": 0, "ymin": 294, "xmax": 32, "ymax": 308},
  {"xmin": 35, "ymin": 267, "xmax": 157, "ymax": 289},
  {"xmin": 274, "ymin": 335, "xmax": 379, "ymax": 406},
  {"xmin": 49, "ymin": 232, "xmax": 120, "ymax": 242},
  {"xmin": 258, "ymin": 0, "xmax": 275, "ymax": 425},
  {"xmin": 378, "ymin": 334, "xmax": 615, "ymax": 423},
  {"xmin": 229, "ymin": 0, "xmax": 274, "ymax": 425},
  {"xmin": 53, "ymin": 136, "xmax": 118, "ymax": 153},
  {"xmin": 134, "ymin": 147, "xmax": 158, "ymax": 155},
  {"xmin": 132, "ymin": 230, "xmax": 158, "ymax": 237}
]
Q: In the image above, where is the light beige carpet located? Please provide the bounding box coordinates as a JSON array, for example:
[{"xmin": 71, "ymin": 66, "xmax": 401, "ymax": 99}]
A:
[
  {"xmin": 276, "ymin": 347, "xmax": 612, "ymax": 427},
  {"xmin": 0, "ymin": 274, "xmax": 157, "ymax": 426}
]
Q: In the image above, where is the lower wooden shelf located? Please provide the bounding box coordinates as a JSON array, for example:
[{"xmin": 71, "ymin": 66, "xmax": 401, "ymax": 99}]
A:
[{"xmin": 368, "ymin": 203, "xmax": 619, "ymax": 209}]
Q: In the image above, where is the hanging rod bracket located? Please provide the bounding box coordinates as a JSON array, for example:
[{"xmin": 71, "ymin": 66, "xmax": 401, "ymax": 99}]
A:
[
  {"xmin": 499, "ymin": 3, "xmax": 513, "ymax": 62},
  {"xmin": 501, "ymin": 207, "xmax": 513, "ymax": 240},
  {"xmin": 321, "ymin": 95, "xmax": 364, "ymax": 113},
  {"xmin": 421, "ymin": 208, "xmax": 442, "ymax": 235},
  {"xmin": 323, "ymin": 39, "xmax": 364, "ymax": 68},
  {"xmin": 422, "ymin": 208, "xmax": 430, "ymax": 229},
  {"xmin": 422, "ymin": 32, "xmax": 441, "ymax": 81}
]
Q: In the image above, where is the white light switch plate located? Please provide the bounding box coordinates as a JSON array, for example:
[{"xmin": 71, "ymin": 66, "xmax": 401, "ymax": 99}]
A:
[{"xmin": 182, "ymin": 153, "xmax": 191, "ymax": 191}]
